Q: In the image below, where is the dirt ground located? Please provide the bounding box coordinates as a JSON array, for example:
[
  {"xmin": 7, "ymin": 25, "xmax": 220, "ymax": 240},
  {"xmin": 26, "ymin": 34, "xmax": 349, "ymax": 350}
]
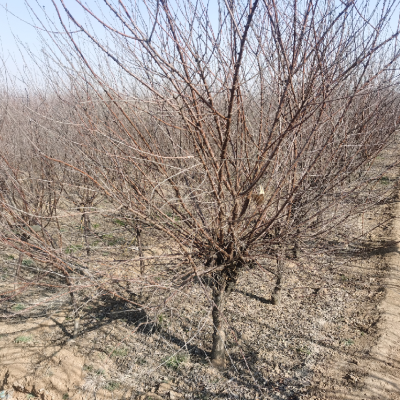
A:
[
  {"xmin": 1, "ymin": 181, "xmax": 400, "ymax": 399},
  {"xmin": 326, "ymin": 196, "xmax": 400, "ymax": 400},
  {"xmin": 308, "ymin": 203, "xmax": 400, "ymax": 400}
]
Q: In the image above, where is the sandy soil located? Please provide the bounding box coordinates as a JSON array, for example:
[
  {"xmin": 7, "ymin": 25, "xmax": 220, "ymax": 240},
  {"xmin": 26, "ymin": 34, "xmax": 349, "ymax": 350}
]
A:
[
  {"xmin": 310, "ymin": 196, "xmax": 400, "ymax": 400},
  {"xmin": 0, "ymin": 312, "xmax": 86, "ymax": 400},
  {"xmin": 346, "ymin": 199, "xmax": 400, "ymax": 400}
]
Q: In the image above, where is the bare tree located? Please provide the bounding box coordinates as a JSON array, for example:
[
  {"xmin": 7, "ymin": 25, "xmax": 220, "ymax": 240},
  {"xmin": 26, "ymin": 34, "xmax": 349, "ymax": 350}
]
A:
[{"xmin": 1, "ymin": 0, "xmax": 400, "ymax": 369}]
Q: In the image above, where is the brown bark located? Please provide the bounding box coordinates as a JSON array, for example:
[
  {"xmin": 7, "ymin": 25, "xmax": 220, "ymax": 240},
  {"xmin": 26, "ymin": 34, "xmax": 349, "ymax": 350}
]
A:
[
  {"xmin": 14, "ymin": 232, "xmax": 29, "ymax": 298},
  {"xmin": 272, "ymin": 256, "xmax": 284, "ymax": 306},
  {"xmin": 82, "ymin": 209, "xmax": 91, "ymax": 256},
  {"xmin": 211, "ymin": 282, "xmax": 227, "ymax": 370},
  {"xmin": 137, "ymin": 224, "xmax": 144, "ymax": 275},
  {"xmin": 14, "ymin": 252, "xmax": 23, "ymax": 297},
  {"xmin": 210, "ymin": 266, "xmax": 239, "ymax": 369},
  {"xmin": 69, "ymin": 289, "xmax": 80, "ymax": 339}
]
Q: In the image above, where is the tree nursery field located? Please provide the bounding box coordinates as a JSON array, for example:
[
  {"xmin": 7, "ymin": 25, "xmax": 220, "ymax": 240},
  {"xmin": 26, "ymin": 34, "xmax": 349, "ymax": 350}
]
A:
[{"xmin": 1, "ymin": 1, "xmax": 400, "ymax": 399}]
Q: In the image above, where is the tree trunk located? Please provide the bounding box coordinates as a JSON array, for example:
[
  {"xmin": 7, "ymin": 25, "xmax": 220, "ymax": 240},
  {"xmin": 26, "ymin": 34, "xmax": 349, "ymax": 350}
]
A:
[
  {"xmin": 211, "ymin": 283, "xmax": 227, "ymax": 369},
  {"xmin": 82, "ymin": 209, "xmax": 91, "ymax": 256},
  {"xmin": 271, "ymin": 274, "xmax": 282, "ymax": 305},
  {"xmin": 69, "ymin": 289, "xmax": 80, "ymax": 340},
  {"xmin": 137, "ymin": 224, "xmax": 144, "ymax": 274},
  {"xmin": 14, "ymin": 233, "xmax": 29, "ymax": 298},
  {"xmin": 209, "ymin": 263, "xmax": 240, "ymax": 369},
  {"xmin": 272, "ymin": 255, "xmax": 284, "ymax": 305},
  {"xmin": 14, "ymin": 252, "xmax": 23, "ymax": 297}
]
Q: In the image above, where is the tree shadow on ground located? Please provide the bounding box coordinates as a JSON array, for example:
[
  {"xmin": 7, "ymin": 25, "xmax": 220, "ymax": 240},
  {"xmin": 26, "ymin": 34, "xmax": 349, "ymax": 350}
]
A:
[
  {"xmin": 332, "ymin": 239, "xmax": 399, "ymax": 260},
  {"xmin": 233, "ymin": 289, "xmax": 273, "ymax": 304},
  {"xmin": 71, "ymin": 294, "xmax": 208, "ymax": 358},
  {"xmin": 1, "ymin": 287, "xmax": 391, "ymax": 400}
]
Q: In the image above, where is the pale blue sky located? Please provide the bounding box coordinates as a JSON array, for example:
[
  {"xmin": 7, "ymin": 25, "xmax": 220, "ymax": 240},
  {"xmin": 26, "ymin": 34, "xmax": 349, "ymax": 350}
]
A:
[
  {"xmin": 1, "ymin": 1, "xmax": 399, "ymax": 84},
  {"xmin": 0, "ymin": 1, "xmax": 108, "ymax": 80},
  {"xmin": 0, "ymin": 1, "xmax": 220, "ymax": 80}
]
